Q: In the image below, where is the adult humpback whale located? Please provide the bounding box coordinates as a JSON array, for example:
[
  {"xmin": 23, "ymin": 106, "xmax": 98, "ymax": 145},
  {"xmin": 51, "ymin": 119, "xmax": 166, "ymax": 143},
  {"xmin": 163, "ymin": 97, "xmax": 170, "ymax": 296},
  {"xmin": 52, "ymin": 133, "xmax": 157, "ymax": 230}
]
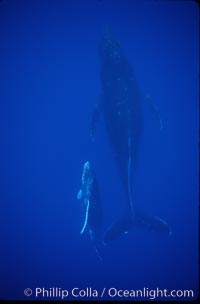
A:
[{"xmin": 91, "ymin": 30, "xmax": 171, "ymax": 243}]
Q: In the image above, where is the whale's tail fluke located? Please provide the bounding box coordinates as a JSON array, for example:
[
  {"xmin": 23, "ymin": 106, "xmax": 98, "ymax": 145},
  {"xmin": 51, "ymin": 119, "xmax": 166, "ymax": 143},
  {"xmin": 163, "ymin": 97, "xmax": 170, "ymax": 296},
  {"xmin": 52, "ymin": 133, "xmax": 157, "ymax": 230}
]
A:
[{"xmin": 104, "ymin": 210, "xmax": 171, "ymax": 244}]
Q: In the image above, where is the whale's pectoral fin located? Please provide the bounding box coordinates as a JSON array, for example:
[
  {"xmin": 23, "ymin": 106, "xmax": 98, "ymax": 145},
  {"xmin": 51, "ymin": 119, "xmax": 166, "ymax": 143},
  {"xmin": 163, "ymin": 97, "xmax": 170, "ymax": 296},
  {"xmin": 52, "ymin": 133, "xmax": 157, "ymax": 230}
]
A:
[
  {"xmin": 80, "ymin": 198, "xmax": 90, "ymax": 235},
  {"xmin": 144, "ymin": 96, "xmax": 163, "ymax": 130},
  {"xmin": 90, "ymin": 98, "xmax": 103, "ymax": 141}
]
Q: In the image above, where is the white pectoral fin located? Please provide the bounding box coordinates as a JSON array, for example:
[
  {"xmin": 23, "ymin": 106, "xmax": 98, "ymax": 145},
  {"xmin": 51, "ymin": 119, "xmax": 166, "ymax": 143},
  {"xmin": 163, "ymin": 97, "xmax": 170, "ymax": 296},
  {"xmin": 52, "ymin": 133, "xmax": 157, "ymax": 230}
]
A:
[{"xmin": 80, "ymin": 198, "xmax": 90, "ymax": 235}]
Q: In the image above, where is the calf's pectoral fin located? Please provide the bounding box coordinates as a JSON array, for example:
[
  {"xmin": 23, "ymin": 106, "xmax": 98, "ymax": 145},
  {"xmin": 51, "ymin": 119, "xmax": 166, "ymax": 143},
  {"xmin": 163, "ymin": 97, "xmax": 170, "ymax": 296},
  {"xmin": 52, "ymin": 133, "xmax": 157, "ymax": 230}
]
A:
[{"xmin": 80, "ymin": 198, "xmax": 90, "ymax": 235}]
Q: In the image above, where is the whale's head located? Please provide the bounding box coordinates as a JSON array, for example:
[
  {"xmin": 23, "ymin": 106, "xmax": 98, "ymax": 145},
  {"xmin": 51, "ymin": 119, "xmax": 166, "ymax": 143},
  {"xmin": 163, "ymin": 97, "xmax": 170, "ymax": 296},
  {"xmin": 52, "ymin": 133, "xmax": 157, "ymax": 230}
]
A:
[{"xmin": 99, "ymin": 28, "xmax": 124, "ymax": 66}]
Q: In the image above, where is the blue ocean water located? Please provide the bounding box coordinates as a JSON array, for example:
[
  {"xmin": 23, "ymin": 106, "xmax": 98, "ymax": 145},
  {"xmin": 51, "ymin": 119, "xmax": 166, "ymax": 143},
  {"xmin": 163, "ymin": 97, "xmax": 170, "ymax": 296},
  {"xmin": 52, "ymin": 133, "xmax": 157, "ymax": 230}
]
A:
[{"xmin": 0, "ymin": 0, "xmax": 199, "ymax": 301}]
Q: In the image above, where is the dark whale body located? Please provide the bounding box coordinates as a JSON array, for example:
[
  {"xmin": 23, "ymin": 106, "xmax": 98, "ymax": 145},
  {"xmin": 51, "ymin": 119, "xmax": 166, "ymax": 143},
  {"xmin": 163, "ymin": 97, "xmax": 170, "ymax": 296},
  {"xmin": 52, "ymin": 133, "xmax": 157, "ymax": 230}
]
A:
[{"xmin": 91, "ymin": 30, "xmax": 171, "ymax": 242}]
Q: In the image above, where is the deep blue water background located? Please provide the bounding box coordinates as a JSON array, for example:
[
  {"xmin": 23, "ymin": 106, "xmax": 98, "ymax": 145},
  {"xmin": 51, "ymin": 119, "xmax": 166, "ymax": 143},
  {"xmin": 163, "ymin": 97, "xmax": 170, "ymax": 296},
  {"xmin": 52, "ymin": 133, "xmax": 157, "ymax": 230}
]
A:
[{"xmin": 0, "ymin": 0, "xmax": 199, "ymax": 301}]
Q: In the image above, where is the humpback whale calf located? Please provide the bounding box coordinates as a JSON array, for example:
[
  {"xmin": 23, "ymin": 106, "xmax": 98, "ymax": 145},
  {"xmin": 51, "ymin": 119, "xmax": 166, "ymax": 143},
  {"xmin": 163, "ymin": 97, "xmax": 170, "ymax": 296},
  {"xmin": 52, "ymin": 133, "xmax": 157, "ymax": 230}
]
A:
[
  {"xmin": 91, "ymin": 30, "xmax": 171, "ymax": 243},
  {"xmin": 77, "ymin": 161, "xmax": 103, "ymax": 259}
]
